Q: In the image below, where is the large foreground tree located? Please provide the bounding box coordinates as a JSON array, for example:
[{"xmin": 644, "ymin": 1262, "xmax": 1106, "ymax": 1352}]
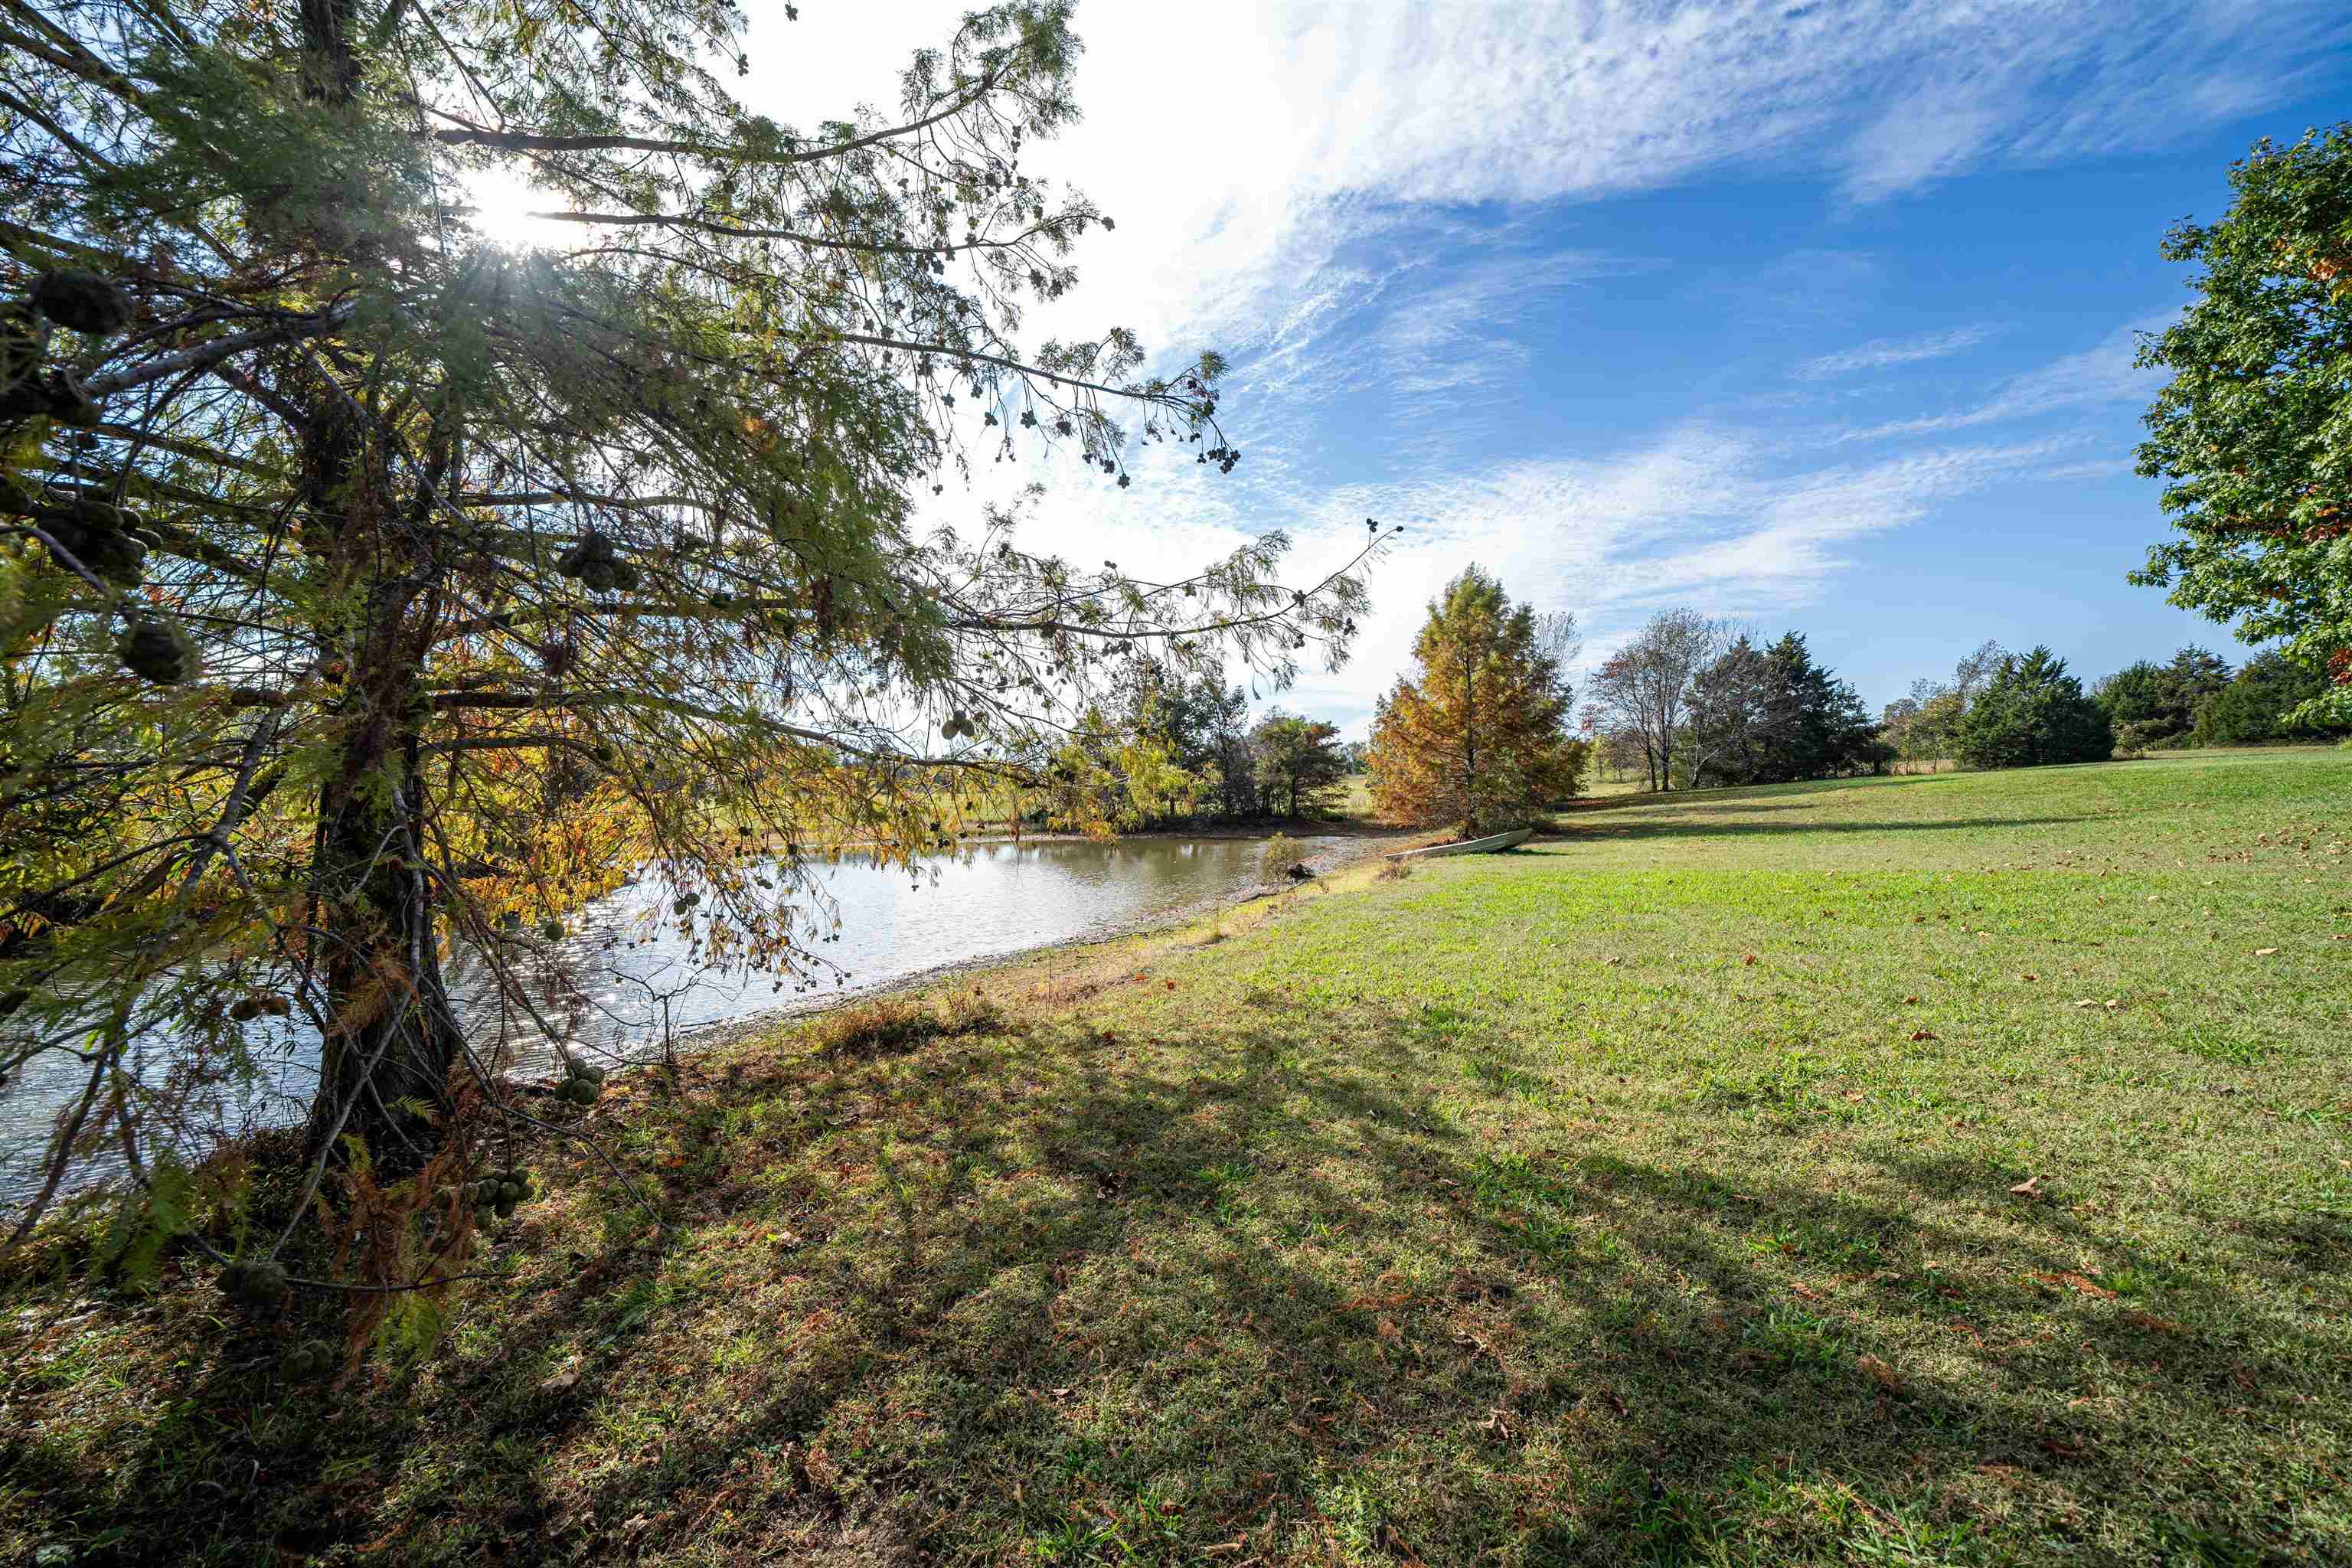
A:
[
  {"xmin": 0, "ymin": 0, "xmax": 1380, "ymax": 1300},
  {"xmin": 2133, "ymin": 122, "xmax": 2352, "ymax": 727},
  {"xmin": 1368, "ymin": 568, "xmax": 1583, "ymax": 835}
]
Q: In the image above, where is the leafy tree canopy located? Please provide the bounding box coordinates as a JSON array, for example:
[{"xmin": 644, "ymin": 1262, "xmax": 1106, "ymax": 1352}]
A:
[
  {"xmin": 2133, "ymin": 122, "xmax": 2352, "ymax": 726},
  {"xmin": 0, "ymin": 0, "xmax": 1381, "ymax": 1305},
  {"xmin": 1247, "ymin": 710, "xmax": 1345, "ymax": 820}
]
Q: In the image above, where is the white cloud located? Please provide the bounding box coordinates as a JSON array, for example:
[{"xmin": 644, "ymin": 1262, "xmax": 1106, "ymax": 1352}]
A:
[
  {"xmin": 715, "ymin": 5, "xmax": 2321, "ymax": 732},
  {"xmin": 1227, "ymin": 427, "xmax": 2095, "ymax": 735},
  {"xmin": 1831, "ymin": 312, "xmax": 2176, "ymax": 443},
  {"xmin": 742, "ymin": 2, "xmax": 2341, "ymax": 358},
  {"xmin": 1795, "ymin": 325, "xmax": 2003, "ymax": 380}
]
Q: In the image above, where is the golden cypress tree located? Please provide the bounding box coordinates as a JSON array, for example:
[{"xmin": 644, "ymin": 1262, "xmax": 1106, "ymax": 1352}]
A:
[{"xmin": 1368, "ymin": 568, "xmax": 1585, "ymax": 835}]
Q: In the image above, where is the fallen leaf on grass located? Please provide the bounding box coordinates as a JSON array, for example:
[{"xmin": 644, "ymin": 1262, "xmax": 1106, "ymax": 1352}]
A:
[
  {"xmin": 2041, "ymin": 1437, "xmax": 2087, "ymax": 1459},
  {"xmin": 1857, "ymin": 1354, "xmax": 1906, "ymax": 1393},
  {"xmin": 2253, "ymin": 947, "xmax": 2278, "ymax": 956},
  {"xmin": 1909, "ymin": 1029, "xmax": 1938, "ymax": 1042},
  {"xmin": 1602, "ymin": 956, "xmax": 1623, "ymax": 967},
  {"xmin": 2020, "ymin": 972, "xmax": 2040, "ymax": 982},
  {"xmin": 2121, "ymin": 1310, "xmax": 2184, "ymax": 1334},
  {"xmin": 1743, "ymin": 954, "xmax": 1757, "ymax": 965},
  {"xmin": 2036, "ymin": 1272, "xmax": 2115, "ymax": 1298},
  {"xmin": 1903, "ymin": 995, "xmax": 1920, "ymax": 1004},
  {"xmin": 2008, "ymin": 1175, "xmax": 2043, "ymax": 1198}
]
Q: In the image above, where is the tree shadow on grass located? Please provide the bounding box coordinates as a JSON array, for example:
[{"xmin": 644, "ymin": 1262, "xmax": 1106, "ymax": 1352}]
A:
[
  {"xmin": 1556, "ymin": 773, "xmax": 1967, "ymax": 818},
  {"xmin": 7, "ymin": 1001, "xmax": 2345, "ymax": 1565},
  {"xmin": 1548, "ymin": 813, "xmax": 2096, "ymax": 845}
]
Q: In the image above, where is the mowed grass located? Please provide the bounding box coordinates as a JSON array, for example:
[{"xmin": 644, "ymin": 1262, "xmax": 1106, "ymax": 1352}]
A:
[{"xmin": 4, "ymin": 749, "xmax": 2348, "ymax": 1566}]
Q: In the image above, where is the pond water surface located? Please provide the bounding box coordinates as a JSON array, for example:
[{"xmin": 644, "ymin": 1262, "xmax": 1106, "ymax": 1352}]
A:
[{"xmin": 2, "ymin": 835, "xmax": 1350, "ymax": 1201}]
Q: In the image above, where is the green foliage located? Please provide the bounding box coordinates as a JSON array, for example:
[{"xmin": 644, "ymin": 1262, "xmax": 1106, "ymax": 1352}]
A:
[
  {"xmin": 1685, "ymin": 631, "xmax": 1888, "ymax": 786},
  {"xmin": 1110, "ymin": 656, "xmax": 1256, "ymax": 820},
  {"xmin": 1952, "ymin": 647, "xmax": 2114, "ymax": 769},
  {"xmin": 2096, "ymin": 646, "xmax": 2233, "ymax": 745},
  {"xmin": 2190, "ymin": 650, "xmax": 2349, "ymax": 745},
  {"xmin": 2133, "ymin": 122, "xmax": 2352, "ymax": 727},
  {"xmin": 1248, "ymin": 711, "xmax": 1348, "ymax": 818}
]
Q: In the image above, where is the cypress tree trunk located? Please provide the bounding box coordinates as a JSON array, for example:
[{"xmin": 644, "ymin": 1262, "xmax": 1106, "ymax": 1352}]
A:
[
  {"xmin": 306, "ymin": 681, "xmax": 464, "ymax": 1169},
  {"xmin": 294, "ymin": 395, "xmax": 464, "ymax": 1169},
  {"xmin": 278, "ymin": 0, "xmax": 464, "ymax": 1171}
]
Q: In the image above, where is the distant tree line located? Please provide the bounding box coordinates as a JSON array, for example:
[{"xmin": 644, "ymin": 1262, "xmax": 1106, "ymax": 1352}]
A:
[
  {"xmin": 1588, "ymin": 610, "xmax": 1888, "ymax": 790},
  {"xmin": 1098, "ymin": 657, "xmax": 1352, "ymax": 825},
  {"xmin": 1880, "ymin": 641, "xmax": 2347, "ymax": 768},
  {"xmin": 2093, "ymin": 647, "xmax": 2347, "ymax": 752}
]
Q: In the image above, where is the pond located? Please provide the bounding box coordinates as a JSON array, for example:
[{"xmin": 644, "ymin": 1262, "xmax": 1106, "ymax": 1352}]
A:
[{"xmin": 2, "ymin": 835, "xmax": 1353, "ymax": 1202}]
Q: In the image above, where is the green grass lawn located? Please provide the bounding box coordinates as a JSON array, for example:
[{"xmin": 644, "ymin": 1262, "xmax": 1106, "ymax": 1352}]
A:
[{"xmin": 5, "ymin": 749, "xmax": 2348, "ymax": 1566}]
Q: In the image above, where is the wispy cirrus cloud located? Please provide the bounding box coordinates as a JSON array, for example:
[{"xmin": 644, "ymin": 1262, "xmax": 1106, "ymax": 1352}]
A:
[
  {"xmin": 731, "ymin": 3, "xmax": 2328, "ymax": 723},
  {"xmin": 749, "ymin": 2, "xmax": 2346, "ymax": 355},
  {"xmin": 1795, "ymin": 325, "xmax": 2004, "ymax": 380},
  {"xmin": 1831, "ymin": 312, "xmax": 2176, "ymax": 443}
]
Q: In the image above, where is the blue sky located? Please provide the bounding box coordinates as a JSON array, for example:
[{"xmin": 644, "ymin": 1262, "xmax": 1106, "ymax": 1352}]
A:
[{"xmin": 714, "ymin": 1, "xmax": 2352, "ymax": 737}]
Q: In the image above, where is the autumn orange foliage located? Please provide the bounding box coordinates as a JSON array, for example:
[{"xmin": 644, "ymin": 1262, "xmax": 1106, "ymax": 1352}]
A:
[{"xmin": 1367, "ymin": 568, "xmax": 1587, "ymax": 836}]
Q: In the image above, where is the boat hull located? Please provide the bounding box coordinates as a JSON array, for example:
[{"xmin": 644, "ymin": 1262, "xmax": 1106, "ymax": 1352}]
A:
[{"xmin": 1382, "ymin": 827, "xmax": 1534, "ymax": 861}]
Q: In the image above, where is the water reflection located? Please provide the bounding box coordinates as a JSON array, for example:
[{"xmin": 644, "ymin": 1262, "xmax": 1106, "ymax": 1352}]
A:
[{"xmin": 4, "ymin": 835, "xmax": 1338, "ymax": 1200}]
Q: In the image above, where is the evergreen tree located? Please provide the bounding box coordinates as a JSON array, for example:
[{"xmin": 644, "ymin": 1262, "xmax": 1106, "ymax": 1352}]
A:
[
  {"xmin": 1762, "ymin": 632, "xmax": 1886, "ymax": 781},
  {"xmin": 0, "ymin": 2, "xmax": 1382, "ymax": 1283},
  {"xmin": 1682, "ymin": 632, "xmax": 1883, "ymax": 786},
  {"xmin": 1952, "ymin": 648, "xmax": 2115, "ymax": 769},
  {"xmin": 1368, "ymin": 568, "xmax": 1584, "ymax": 834},
  {"xmin": 2190, "ymin": 651, "xmax": 2347, "ymax": 744},
  {"xmin": 2096, "ymin": 645, "xmax": 2231, "ymax": 747}
]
